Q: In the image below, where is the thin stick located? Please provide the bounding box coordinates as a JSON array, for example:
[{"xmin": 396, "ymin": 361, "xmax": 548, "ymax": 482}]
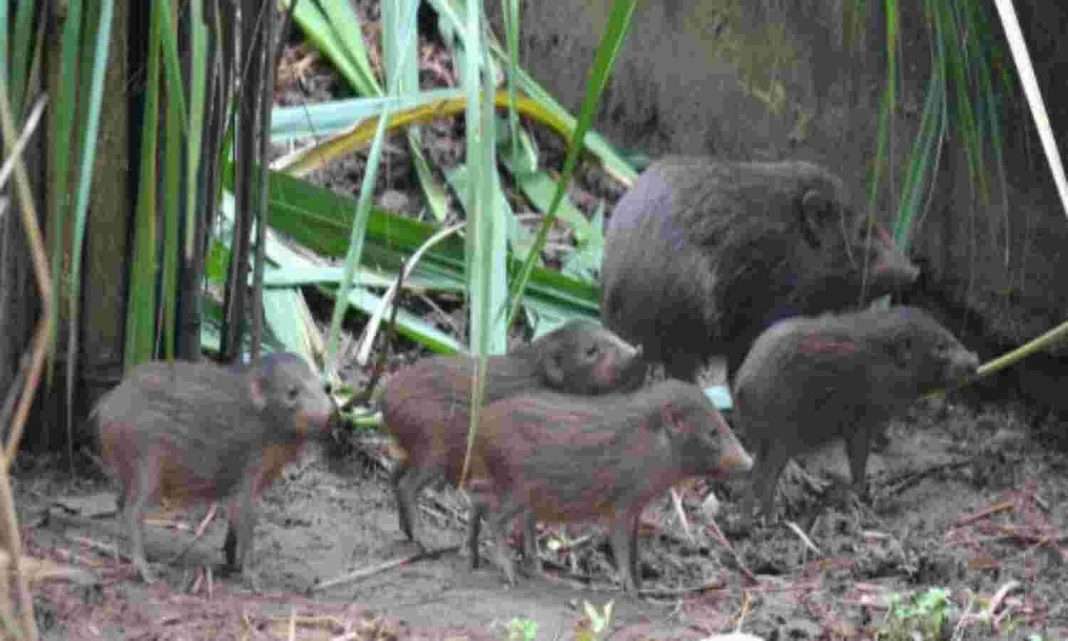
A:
[
  {"xmin": 170, "ymin": 504, "xmax": 219, "ymax": 564},
  {"xmin": 784, "ymin": 520, "xmax": 822, "ymax": 555},
  {"xmin": 68, "ymin": 535, "xmax": 131, "ymax": 562},
  {"xmin": 950, "ymin": 500, "xmax": 1014, "ymax": 529},
  {"xmin": 669, "ymin": 488, "xmax": 694, "ymax": 545},
  {"xmin": 705, "ymin": 518, "xmax": 758, "ymax": 584},
  {"xmin": 310, "ymin": 545, "xmax": 459, "ymax": 592},
  {"xmin": 638, "ymin": 578, "xmax": 728, "ymax": 598},
  {"xmin": 0, "ymin": 90, "xmax": 52, "ymax": 641},
  {"xmin": 985, "ymin": 579, "xmax": 1022, "ymax": 622}
]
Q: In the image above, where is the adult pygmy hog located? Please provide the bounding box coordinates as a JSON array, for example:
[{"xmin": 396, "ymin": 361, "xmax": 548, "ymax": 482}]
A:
[
  {"xmin": 732, "ymin": 306, "xmax": 980, "ymax": 522},
  {"xmin": 601, "ymin": 157, "xmax": 921, "ymax": 382},
  {"xmin": 95, "ymin": 352, "xmax": 336, "ymax": 583},
  {"xmin": 381, "ymin": 319, "xmax": 647, "ymax": 544},
  {"xmin": 466, "ymin": 380, "xmax": 753, "ymax": 593}
]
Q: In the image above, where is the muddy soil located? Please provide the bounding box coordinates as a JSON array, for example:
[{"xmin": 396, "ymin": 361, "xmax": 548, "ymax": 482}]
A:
[
  {"xmin": 20, "ymin": 6, "xmax": 1066, "ymax": 639},
  {"xmin": 20, "ymin": 398, "xmax": 1068, "ymax": 640}
]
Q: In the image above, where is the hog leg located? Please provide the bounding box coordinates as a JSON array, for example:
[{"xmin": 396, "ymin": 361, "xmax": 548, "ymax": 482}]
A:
[
  {"xmin": 465, "ymin": 495, "xmax": 488, "ymax": 568},
  {"xmin": 519, "ymin": 513, "xmax": 540, "ymax": 576},
  {"xmin": 224, "ymin": 480, "xmax": 260, "ymax": 591},
  {"xmin": 608, "ymin": 511, "xmax": 642, "ymax": 594},
  {"xmin": 392, "ymin": 463, "xmax": 439, "ymax": 543},
  {"xmin": 843, "ymin": 423, "xmax": 872, "ymax": 501},
  {"xmin": 121, "ymin": 463, "xmax": 157, "ymax": 583},
  {"xmin": 663, "ymin": 350, "xmax": 703, "ymax": 383},
  {"xmin": 753, "ymin": 439, "xmax": 790, "ymax": 522},
  {"xmin": 482, "ymin": 497, "xmax": 525, "ymax": 586}
]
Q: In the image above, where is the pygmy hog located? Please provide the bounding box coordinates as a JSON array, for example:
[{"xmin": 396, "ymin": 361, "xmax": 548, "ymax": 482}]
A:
[
  {"xmin": 601, "ymin": 157, "xmax": 920, "ymax": 382},
  {"xmin": 732, "ymin": 306, "xmax": 980, "ymax": 521},
  {"xmin": 467, "ymin": 380, "xmax": 753, "ymax": 593},
  {"xmin": 95, "ymin": 352, "xmax": 335, "ymax": 582},
  {"xmin": 381, "ymin": 319, "xmax": 647, "ymax": 544}
]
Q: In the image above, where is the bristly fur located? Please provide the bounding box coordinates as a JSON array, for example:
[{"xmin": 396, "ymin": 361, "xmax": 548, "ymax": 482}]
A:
[{"xmin": 602, "ymin": 157, "xmax": 918, "ymax": 381}]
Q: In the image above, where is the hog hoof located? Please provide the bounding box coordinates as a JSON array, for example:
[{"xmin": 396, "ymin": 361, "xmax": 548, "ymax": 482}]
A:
[
  {"xmin": 135, "ymin": 562, "xmax": 157, "ymax": 584},
  {"xmin": 519, "ymin": 554, "xmax": 541, "ymax": 578},
  {"xmin": 241, "ymin": 571, "xmax": 262, "ymax": 593}
]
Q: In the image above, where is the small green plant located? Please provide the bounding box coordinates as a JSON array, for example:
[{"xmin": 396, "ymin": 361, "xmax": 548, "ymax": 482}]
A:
[
  {"xmin": 505, "ymin": 617, "xmax": 538, "ymax": 641},
  {"xmin": 877, "ymin": 587, "xmax": 955, "ymax": 641},
  {"xmin": 573, "ymin": 600, "xmax": 614, "ymax": 641}
]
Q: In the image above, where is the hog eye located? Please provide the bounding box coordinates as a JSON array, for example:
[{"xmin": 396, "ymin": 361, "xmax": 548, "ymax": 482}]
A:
[
  {"xmin": 287, "ymin": 385, "xmax": 300, "ymax": 402},
  {"xmin": 585, "ymin": 344, "xmax": 599, "ymax": 358}
]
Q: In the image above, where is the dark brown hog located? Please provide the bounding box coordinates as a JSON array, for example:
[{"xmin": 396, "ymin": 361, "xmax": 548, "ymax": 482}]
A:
[
  {"xmin": 95, "ymin": 352, "xmax": 336, "ymax": 583},
  {"xmin": 731, "ymin": 306, "xmax": 980, "ymax": 522},
  {"xmin": 601, "ymin": 157, "xmax": 920, "ymax": 382},
  {"xmin": 468, "ymin": 380, "xmax": 753, "ymax": 593},
  {"xmin": 381, "ymin": 319, "xmax": 647, "ymax": 544}
]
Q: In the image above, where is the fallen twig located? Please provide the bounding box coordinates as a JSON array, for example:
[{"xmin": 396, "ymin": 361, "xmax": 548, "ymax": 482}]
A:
[
  {"xmin": 311, "ymin": 545, "xmax": 460, "ymax": 592},
  {"xmin": 784, "ymin": 520, "xmax": 821, "ymax": 556},
  {"xmin": 951, "ymin": 500, "xmax": 1014, "ymax": 529},
  {"xmin": 68, "ymin": 535, "xmax": 131, "ymax": 563},
  {"xmin": 638, "ymin": 577, "xmax": 727, "ymax": 598},
  {"xmin": 669, "ymin": 488, "xmax": 695, "ymax": 545},
  {"xmin": 987, "ymin": 580, "xmax": 1023, "ymax": 628},
  {"xmin": 881, "ymin": 459, "xmax": 973, "ymax": 497},
  {"xmin": 171, "ymin": 504, "xmax": 220, "ymax": 564},
  {"xmin": 705, "ymin": 517, "xmax": 758, "ymax": 585}
]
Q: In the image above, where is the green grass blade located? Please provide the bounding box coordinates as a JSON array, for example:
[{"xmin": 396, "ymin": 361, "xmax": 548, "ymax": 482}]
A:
[
  {"xmin": 66, "ymin": 0, "xmax": 115, "ymax": 441},
  {"xmin": 123, "ymin": 0, "xmax": 162, "ymax": 366},
  {"xmin": 460, "ymin": 4, "xmax": 508, "ymax": 356},
  {"xmin": 561, "ymin": 199, "xmax": 605, "ymax": 286},
  {"xmin": 157, "ymin": 0, "xmax": 188, "ymax": 135},
  {"xmin": 501, "ymin": 0, "xmax": 521, "ymax": 174},
  {"xmin": 386, "ymin": 0, "xmax": 450, "ymax": 223},
  {"xmin": 258, "ymin": 168, "xmax": 602, "ymax": 323},
  {"xmin": 893, "ymin": 64, "xmax": 944, "ymax": 252},
  {"xmin": 383, "ymin": 0, "xmax": 419, "ymax": 93},
  {"xmin": 7, "ymin": 0, "xmax": 36, "ymax": 117},
  {"xmin": 186, "ymin": 0, "xmax": 207, "ymax": 262},
  {"xmin": 445, "ymin": 163, "xmax": 533, "ymax": 262},
  {"xmin": 499, "ymin": 149, "xmax": 594, "ymax": 243},
  {"xmin": 432, "ymin": 0, "xmax": 640, "ymax": 186},
  {"xmin": 991, "ymin": 0, "xmax": 1068, "ymax": 220},
  {"xmin": 262, "ymin": 286, "xmax": 320, "ymax": 362},
  {"xmin": 940, "ymin": 4, "xmax": 985, "ymax": 200},
  {"xmin": 323, "ymin": 0, "xmax": 422, "ymax": 377},
  {"xmin": 263, "ymin": 264, "xmax": 458, "ymax": 291},
  {"xmin": 46, "ymin": 0, "xmax": 84, "ymax": 382},
  {"xmin": 314, "ymin": 0, "xmax": 381, "ymax": 94},
  {"xmin": 269, "ymin": 89, "xmax": 464, "ymax": 141},
  {"xmin": 505, "ymin": 0, "xmax": 637, "ymax": 327},
  {"xmin": 283, "ymin": 0, "xmax": 381, "ymax": 96},
  {"xmin": 216, "ymin": 194, "xmax": 464, "ymax": 356},
  {"xmin": 0, "ymin": 3, "xmax": 7, "ymax": 99},
  {"xmin": 161, "ymin": 57, "xmax": 182, "ymax": 360}
]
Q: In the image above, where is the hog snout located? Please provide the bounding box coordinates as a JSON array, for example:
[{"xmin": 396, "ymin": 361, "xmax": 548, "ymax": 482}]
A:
[
  {"xmin": 948, "ymin": 349, "xmax": 981, "ymax": 382},
  {"xmin": 606, "ymin": 331, "xmax": 642, "ymax": 361},
  {"xmin": 871, "ymin": 248, "xmax": 920, "ymax": 285},
  {"xmin": 302, "ymin": 396, "xmax": 338, "ymax": 437},
  {"xmin": 631, "ymin": 343, "xmax": 643, "ymax": 360},
  {"xmin": 714, "ymin": 427, "xmax": 754, "ymax": 478}
]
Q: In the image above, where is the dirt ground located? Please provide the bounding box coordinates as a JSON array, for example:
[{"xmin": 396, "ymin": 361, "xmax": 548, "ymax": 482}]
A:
[
  {"xmin": 16, "ymin": 7, "xmax": 1066, "ymax": 639},
  {"xmin": 18, "ymin": 395, "xmax": 1068, "ymax": 640}
]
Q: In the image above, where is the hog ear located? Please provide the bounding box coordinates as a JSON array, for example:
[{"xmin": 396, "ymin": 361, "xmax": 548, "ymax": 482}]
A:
[
  {"xmin": 248, "ymin": 375, "xmax": 269, "ymax": 411},
  {"xmin": 799, "ymin": 188, "xmax": 832, "ymax": 248},
  {"xmin": 659, "ymin": 403, "xmax": 685, "ymax": 435},
  {"xmin": 543, "ymin": 348, "xmax": 566, "ymax": 387},
  {"xmin": 887, "ymin": 336, "xmax": 914, "ymax": 369}
]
